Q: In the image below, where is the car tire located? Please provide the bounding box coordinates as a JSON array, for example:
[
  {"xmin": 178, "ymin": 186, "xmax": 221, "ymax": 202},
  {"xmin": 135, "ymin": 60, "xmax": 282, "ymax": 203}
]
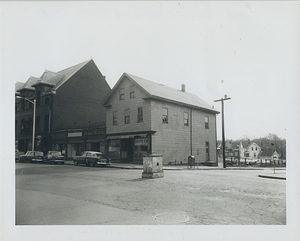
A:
[
  {"xmin": 91, "ymin": 162, "xmax": 95, "ymax": 167},
  {"xmin": 61, "ymin": 162, "xmax": 64, "ymax": 165},
  {"xmin": 86, "ymin": 162, "xmax": 90, "ymax": 167},
  {"xmin": 74, "ymin": 160, "xmax": 78, "ymax": 166}
]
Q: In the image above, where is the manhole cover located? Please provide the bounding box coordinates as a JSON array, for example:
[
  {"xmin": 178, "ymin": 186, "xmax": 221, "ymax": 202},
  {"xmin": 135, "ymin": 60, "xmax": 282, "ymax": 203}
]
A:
[{"xmin": 153, "ymin": 212, "xmax": 190, "ymax": 224}]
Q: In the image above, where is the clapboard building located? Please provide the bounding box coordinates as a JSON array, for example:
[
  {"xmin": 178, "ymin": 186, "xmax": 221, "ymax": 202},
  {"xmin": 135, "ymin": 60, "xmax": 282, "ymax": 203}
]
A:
[{"xmin": 102, "ymin": 73, "xmax": 219, "ymax": 165}]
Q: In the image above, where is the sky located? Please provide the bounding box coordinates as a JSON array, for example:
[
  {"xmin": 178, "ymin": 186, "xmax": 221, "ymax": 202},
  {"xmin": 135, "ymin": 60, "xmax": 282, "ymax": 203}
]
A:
[{"xmin": 1, "ymin": 1, "xmax": 299, "ymax": 141}]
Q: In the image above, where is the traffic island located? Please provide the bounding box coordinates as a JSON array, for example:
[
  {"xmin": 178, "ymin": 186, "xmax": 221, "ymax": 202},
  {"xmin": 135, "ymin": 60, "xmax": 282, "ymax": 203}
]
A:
[{"xmin": 142, "ymin": 154, "xmax": 164, "ymax": 178}]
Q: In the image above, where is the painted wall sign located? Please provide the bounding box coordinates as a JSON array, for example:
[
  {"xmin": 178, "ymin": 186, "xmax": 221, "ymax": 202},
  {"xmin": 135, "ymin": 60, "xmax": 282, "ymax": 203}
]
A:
[
  {"xmin": 68, "ymin": 132, "xmax": 82, "ymax": 137},
  {"xmin": 135, "ymin": 138, "xmax": 148, "ymax": 146}
]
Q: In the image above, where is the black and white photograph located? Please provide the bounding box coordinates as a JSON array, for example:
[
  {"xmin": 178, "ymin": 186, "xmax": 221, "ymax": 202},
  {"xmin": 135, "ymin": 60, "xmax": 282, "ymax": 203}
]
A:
[{"xmin": 1, "ymin": 1, "xmax": 299, "ymax": 241}]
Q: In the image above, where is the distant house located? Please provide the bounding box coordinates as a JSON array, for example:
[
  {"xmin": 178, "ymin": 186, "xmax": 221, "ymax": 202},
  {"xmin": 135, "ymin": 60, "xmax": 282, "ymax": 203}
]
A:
[
  {"xmin": 239, "ymin": 141, "xmax": 261, "ymax": 159},
  {"xmin": 222, "ymin": 140, "xmax": 262, "ymax": 161},
  {"xmin": 15, "ymin": 59, "xmax": 111, "ymax": 157},
  {"xmin": 259, "ymin": 150, "xmax": 280, "ymax": 161},
  {"xmin": 102, "ymin": 73, "xmax": 219, "ymax": 165},
  {"xmin": 223, "ymin": 140, "xmax": 240, "ymax": 159}
]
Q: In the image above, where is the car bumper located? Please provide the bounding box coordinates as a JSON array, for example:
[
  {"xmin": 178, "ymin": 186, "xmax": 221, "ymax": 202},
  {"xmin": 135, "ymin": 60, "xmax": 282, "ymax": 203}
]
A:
[
  {"xmin": 32, "ymin": 159, "xmax": 44, "ymax": 162},
  {"xmin": 51, "ymin": 159, "xmax": 65, "ymax": 162},
  {"xmin": 96, "ymin": 161, "xmax": 111, "ymax": 165}
]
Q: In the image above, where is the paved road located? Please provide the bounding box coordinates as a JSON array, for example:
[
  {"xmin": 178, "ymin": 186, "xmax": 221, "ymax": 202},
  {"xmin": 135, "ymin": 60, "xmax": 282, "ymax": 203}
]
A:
[{"xmin": 15, "ymin": 162, "xmax": 286, "ymax": 225}]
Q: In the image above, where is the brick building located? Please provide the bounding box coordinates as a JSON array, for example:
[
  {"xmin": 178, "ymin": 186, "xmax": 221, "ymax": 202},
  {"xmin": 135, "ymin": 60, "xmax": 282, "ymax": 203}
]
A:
[
  {"xmin": 15, "ymin": 59, "xmax": 111, "ymax": 158},
  {"xmin": 102, "ymin": 73, "xmax": 219, "ymax": 165}
]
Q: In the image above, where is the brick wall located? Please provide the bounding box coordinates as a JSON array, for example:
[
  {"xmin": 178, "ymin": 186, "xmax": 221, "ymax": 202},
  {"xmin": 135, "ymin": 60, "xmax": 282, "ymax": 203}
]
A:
[{"xmin": 52, "ymin": 60, "xmax": 111, "ymax": 131}]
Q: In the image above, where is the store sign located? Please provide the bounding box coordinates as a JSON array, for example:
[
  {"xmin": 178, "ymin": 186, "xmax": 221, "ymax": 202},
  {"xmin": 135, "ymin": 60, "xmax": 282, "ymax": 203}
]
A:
[
  {"xmin": 107, "ymin": 134, "xmax": 147, "ymax": 140},
  {"xmin": 135, "ymin": 138, "xmax": 148, "ymax": 146},
  {"xmin": 85, "ymin": 129, "xmax": 105, "ymax": 136},
  {"xmin": 68, "ymin": 132, "xmax": 82, "ymax": 137}
]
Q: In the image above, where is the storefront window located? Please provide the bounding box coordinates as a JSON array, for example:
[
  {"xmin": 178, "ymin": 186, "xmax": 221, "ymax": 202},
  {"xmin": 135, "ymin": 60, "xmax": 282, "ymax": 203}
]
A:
[
  {"xmin": 134, "ymin": 138, "xmax": 148, "ymax": 161},
  {"xmin": 108, "ymin": 140, "xmax": 121, "ymax": 160}
]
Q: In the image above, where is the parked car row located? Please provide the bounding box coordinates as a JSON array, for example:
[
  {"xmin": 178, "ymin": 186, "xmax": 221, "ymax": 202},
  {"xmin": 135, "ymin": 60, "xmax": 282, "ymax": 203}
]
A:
[{"xmin": 16, "ymin": 150, "xmax": 111, "ymax": 167}]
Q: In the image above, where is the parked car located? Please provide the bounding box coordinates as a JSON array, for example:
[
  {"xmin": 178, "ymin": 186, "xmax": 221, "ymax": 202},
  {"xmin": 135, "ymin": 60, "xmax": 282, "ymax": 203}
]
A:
[
  {"xmin": 19, "ymin": 151, "xmax": 44, "ymax": 163},
  {"xmin": 242, "ymin": 159, "xmax": 258, "ymax": 165},
  {"xmin": 15, "ymin": 149, "xmax": 20, "ymax": 162},
  {"xmin": 225, "ymin": 158, "xmax": 237, "ymax": 165},
  {"xmin": 44, "ymin": 151, "xmax": 65, "ymax": 164},
  {"xmin": 72, "ymin": 151, "xmax": 111, "ymax": 167}
]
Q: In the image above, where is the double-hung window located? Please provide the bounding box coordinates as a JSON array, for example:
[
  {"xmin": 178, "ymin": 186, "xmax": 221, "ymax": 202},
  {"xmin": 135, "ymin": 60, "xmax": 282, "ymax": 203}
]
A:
[
  {"xmin": 137, "ymin": 107, "xmax": 143, "ymax": 122},
  {"xmin": 113, "ymin": 111, "xmax": 118, "ymax": 125},
  {"xmin": 206, "ymin": 142, "xmax": 210, "ymax": 161},
  {"xmin": 162, "ymin": 108, "xmax": 168, "ymax": 123},
  {"xmin": 45, "ymin": 97, "xmax": 49, "ymax": 105},
  {"xmin": 119, "ymin": 88, "xmax": 125, "ymax": 100},
  {"xmin": 205, "ymin": 116, "xmax": 209, "ymax": 129},
  {"xmin": 130, "ymin": 86, "xmax": 135, "ymax": 98},
  {"xmin": 184, "ymin": 112, "xmax": 189, "ymax": 126},
  {"xmin": 124, "ymin": 109, "xmax": 130, "ymax": 124}
]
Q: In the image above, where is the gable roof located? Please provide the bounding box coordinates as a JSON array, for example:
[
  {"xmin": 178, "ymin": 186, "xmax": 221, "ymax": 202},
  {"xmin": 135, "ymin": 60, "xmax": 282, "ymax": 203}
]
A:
[
  {"xmin": 259, "ymin": 150, "xmax": 279, "ymax": 157},
  {"xmin": 16, "ymin": 76, "xmax": 40, "ymax": 92},
  {"xmin": 240, "ymin": 141, "xmax": 260, "ymax": 149},
  {"xmin": 15, "ymin": 82, "xmax": 25, "ymax": 93},
  {"xmin": 103, "ymin": 73, "xmax": 219, "ymax": 114},
  {"xmin": 31, "ymin": 59, "xmax": 91, "ymax": 90}
]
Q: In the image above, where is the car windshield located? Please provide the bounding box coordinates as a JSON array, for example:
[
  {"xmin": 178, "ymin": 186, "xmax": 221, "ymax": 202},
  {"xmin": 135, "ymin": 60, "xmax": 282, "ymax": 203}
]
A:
[
  {"xmin": 49, "ymin": 151, "xmax": 62, "ymax": 156},
  {"xmin": 95, "ymin": 153, "xmax": 104, "ymax": 157},
  {"xmin": 35, "ymin": 152, "xmax": 44, "ymax": 156}
]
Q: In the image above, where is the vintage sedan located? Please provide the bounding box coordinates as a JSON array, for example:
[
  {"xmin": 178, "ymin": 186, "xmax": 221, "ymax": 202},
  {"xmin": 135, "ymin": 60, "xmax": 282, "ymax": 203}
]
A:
[
  {"xmin": 72, "ymin": 151, "xmax": 111, "ymax": 167},
  {"xmin": 44, "ymin": 151, "xmax": 65, "ymax": 164},
  {"xmin": 19, "ymin": 151, "xmax": 44, "ymax": 163}
]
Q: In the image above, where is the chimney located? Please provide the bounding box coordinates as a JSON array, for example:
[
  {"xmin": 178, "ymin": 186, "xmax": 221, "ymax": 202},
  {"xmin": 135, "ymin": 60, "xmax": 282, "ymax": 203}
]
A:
[{"xmin": 181, "ymin": 84, "xmax": 185, "ymax": 92}]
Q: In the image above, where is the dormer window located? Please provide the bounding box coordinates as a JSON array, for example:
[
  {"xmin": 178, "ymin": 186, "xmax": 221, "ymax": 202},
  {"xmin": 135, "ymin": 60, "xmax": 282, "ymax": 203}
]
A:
[{"xmin": 45, "ymin": 97, "xmax": 49, "ymax": 105}]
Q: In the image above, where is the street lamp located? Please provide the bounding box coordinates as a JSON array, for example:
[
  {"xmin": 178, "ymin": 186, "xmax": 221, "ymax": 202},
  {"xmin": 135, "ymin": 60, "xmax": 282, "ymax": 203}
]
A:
[
  {"xmin": 16, "ymin": 96, "xmax": 36, "ymax": 151},
  {"xmin": 214, "ymin": 95, "xmax": 231, "ymax": 168}
]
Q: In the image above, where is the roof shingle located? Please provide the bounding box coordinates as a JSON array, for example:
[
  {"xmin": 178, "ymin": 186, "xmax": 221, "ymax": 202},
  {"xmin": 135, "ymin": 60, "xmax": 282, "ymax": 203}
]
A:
[{"xmin": 105, "ymin": 73, "xmax": 219, "ymax": 113}]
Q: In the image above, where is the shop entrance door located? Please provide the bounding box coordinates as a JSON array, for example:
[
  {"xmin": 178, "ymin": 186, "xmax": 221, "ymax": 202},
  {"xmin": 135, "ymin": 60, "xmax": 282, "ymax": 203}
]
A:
[{"xmin": 121, "ymin": 139, "xmax": 134, "ymax": 163}]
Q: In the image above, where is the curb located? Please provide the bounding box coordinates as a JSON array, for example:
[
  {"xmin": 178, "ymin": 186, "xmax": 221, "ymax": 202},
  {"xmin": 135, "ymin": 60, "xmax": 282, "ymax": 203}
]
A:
[
  {"xmin": 107, "ymin": 166, "xmax": 265, "ymax": 171},
  {"xmin": 258, "ymin": 174, "xmax": 286, "ymax": 180}
]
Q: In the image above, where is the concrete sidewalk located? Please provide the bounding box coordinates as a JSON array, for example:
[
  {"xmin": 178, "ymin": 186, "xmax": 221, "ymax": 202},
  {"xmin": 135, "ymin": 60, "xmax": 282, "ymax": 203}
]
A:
[
  {"xmin": 64, "ymin": 160, "xmax": 286, "ymax": 179},
  {"xmin": 105, "ymin": 162, "xmax": 268, "ymax": 171}
]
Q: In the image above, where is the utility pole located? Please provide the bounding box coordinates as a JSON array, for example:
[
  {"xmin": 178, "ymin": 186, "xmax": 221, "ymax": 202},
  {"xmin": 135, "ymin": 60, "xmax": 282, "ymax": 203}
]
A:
[
  {"xmin": 271, "ymin": 142, "xmax": 275, "ymax": 174},
  {"xmin": 17, "ymin": 96, "xmax": 36, "ymax": 151},
  {"xmin": 214, "ymin": 95, "xmax": 231, "ymax": 168}
]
